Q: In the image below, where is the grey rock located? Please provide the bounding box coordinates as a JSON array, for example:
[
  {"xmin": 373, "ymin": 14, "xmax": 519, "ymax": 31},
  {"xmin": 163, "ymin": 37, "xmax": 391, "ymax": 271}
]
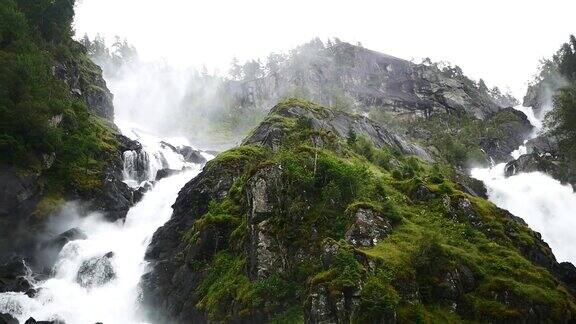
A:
[
  {"xmin": 345, "ymin": 208, "xmax": 392, "ymax": 247},
  {"xmin": 53, "ymin": 41, "xmax": 114, "ymax": 121},
  {"xmin": 155, "ymin": 169, "xmax": 182, "ymax": 181},
  {"xmin": 76, "ymin": 253, "xmax": 115, "ymax": 288}
]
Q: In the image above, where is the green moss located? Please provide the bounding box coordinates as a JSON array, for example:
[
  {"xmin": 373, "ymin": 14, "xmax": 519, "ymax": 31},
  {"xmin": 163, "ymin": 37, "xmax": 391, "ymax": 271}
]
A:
[{"xmin": 181, "ymin": 98, "xmax": 576, "ymax": 322}]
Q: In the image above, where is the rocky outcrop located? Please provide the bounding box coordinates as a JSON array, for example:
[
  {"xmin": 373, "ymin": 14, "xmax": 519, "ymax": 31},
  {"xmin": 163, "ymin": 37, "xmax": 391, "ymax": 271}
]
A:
[
  {"xmin": 141, "ymin": 152, "xmax": 247, "ymax": 323},
  {"xmin": 54, "ymin": 41, "xmax": 114, "ymax": 121},
  {"xmin": 0, "ymin": 258, "xmax": 34, "ymax": 296},
  {"xmin": 345, "ymin": 208, "xmax": 392, "ymax": 247},
  {"xmin": 480, "ymin": 108, "xmax": 534, "ymax": 163},
  {"xmin": 244, "ymin": 100, "xmax": 432, "ymax": 162},
  {"xmin": 0, "ymin": 167, "xmax": 42, "ymax": 261}
]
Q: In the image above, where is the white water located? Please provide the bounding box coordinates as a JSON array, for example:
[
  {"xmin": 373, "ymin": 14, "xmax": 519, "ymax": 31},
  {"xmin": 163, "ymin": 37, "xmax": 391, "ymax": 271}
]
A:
[
  {"xmin": 0, "ymin": 127, "xmax": 209, "ymax": 323},
  {"xmin": 471, "ymin": 105, "xmax": 576, "ymax": 263}
]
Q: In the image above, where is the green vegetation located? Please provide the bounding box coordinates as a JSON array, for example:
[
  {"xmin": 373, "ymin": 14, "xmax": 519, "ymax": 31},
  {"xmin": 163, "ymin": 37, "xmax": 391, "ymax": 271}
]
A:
[
  {"xmin": 377, "ymin": 109, "xmax": 528, "ymax": 169},
  {"xmin": 0, "ymin": 0, "xmax": 119, "ymax": 205},
  {"xmin": 179, "ymin": 99, "xmax": 575, "ymax": 322},
  {"xmin": 545, "ymin": 35, "xmax": 576, "ymax": 163}
]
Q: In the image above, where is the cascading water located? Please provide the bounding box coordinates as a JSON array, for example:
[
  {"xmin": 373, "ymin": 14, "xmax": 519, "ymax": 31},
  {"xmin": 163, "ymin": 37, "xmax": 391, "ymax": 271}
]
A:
[
  {"xmin": 0, "ymin": 126, "xmax": 210, "ymax": 323},
  {"xmin": 471, "ymin": 105, "xmax": 576, "ymax": 264}
]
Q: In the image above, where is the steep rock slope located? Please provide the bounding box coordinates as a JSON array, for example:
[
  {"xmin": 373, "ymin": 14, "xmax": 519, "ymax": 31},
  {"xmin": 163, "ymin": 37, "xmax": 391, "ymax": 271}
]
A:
[
  {"xmin": 227, "ymin": 42, "xmax": 501, "ymax": 119},
  {"xmin": 143, "ymin": 99, "xmax": 576, "ymax": 323}
]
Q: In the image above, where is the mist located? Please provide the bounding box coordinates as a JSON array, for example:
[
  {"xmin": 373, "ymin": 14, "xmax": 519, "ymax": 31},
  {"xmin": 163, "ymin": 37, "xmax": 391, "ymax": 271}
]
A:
[{"xmin": 74, "ymin": 0, "xmax": 576, "ymax": 99}]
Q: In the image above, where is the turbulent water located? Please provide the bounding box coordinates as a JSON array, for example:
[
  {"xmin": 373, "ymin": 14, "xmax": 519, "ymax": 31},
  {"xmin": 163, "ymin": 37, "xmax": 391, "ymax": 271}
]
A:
[
  {"xmin": 0, "ymin": 126, "xmax": 208, "ymax": 323},
  {"xmin": 472, "ymin": 105, "xmax": 576, "ymax": 264}
]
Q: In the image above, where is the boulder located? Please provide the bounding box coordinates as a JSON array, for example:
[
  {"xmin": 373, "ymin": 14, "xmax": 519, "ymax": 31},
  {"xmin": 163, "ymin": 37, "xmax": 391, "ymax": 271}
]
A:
[{"xmin": 76, "ymin": 253, "xmax": 115, "ymax": 288}]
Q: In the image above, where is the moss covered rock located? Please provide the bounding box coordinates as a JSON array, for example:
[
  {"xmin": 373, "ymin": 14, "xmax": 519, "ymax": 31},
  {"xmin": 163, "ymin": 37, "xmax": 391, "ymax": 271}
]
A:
[{"xmin": 142, "ymin": 99, "xmax": 576, "ymax": 323}]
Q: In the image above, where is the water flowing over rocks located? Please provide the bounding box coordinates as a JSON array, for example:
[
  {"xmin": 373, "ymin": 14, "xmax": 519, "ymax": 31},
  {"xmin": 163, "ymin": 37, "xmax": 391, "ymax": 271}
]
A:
[{"xmin": 75, "ymin": 253, "xmax": 116, "ymax": 288}]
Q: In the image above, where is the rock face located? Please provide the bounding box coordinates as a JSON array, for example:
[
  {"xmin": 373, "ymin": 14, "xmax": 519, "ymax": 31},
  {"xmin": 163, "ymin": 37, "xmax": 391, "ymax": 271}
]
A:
[
  {"xmin": 0, "ymin": 258, "xmax": 34, "ymax": 295},
  {"xmin": 160, "ymin": 141, "xmax": 207, "ymax": 165},
  {"xmin": 481, "ymin": 108, "xmax": 534, "ymax": 163},
  {"xmin": 142, "ymin": 100, "xmax": 576, "ymax": 323},
  {"xmin": 76, "ymin": 252, "xmax": 115, "ymax": 288},
  {"xmin": 226, "ymin": 42, "xmax": 503, "ymax": 120},
  {"xmin": 54, "ymin": 41, "xmax": 115, "ymax": 121}
]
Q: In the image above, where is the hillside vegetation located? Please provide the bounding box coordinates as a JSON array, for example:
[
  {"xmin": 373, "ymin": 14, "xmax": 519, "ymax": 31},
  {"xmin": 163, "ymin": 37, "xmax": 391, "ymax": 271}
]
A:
[{"xmin": 143, "ymin": 99, "xmax": 576, "ymax": 323}]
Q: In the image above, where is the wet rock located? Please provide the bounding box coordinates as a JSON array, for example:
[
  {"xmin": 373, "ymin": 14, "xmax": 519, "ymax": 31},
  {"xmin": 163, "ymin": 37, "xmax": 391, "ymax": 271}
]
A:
[
  {"xmin": 160, "ymin": 141, "xmax": 206, "ymax": 164},
  {"xmin": 345, "ymin": 208, "xmax": 392, "ymax": 247},
  {"xmin": 0, "ymin": 313, "xmax": 18, "ymax": 324},
  {"xmin": 0, "ymin": 258, "xmax": 33, "ymax": 294},
  {"xmin": 115, "ymin": 134, "xmax": 142, "ymax": 152},
  {"xmin": 93, "ymin": 172, "xmax": 135, "ymax": 222},
  {"xmin": 76, "ymin": 253, "xmax": 116, "ymax": 288},
  {"xmin": 155, "ymin": 169, "xmax": 182, "ymax": 181},
  {"xmin": 479, "ymin": 108, "xmax": 533, "ymax": 163},
  {"xmin": 176, "ymin": 146, "xmax": 206, "ymax": 165},
  {"xmin": 23, "ymin": 318, "xmax": 63, "ymax": 324},
  {"xmin": 0, "ymin": 166, "xmax": 42, "ymax": 258},
  {"xmin": 45, "ymin": 228, "xmax": 87, "ymax": 252}
]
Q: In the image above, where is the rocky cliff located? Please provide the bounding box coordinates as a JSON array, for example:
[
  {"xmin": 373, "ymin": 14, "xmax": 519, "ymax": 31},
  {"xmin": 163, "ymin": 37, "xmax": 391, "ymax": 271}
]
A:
[
  {"xmin": 227, "ymin": 42, "xmax": 503, "ymax": 120},
  {"xmin": 219, "ymin": 42, "xmax": 530, "ymax": 168},
  {"xmin": 142, "ymin": 99, "xmax": 576, "ymax": 323}
]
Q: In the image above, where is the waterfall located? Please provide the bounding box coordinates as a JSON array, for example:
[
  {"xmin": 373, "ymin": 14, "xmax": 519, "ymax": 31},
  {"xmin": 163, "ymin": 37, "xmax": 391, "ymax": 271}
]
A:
[
  {"xmin": 0, "ymin": 126, "xmax": 211, "ymax": 323},
  {"xmin": 471, "ymin": 105, "xmax": 576, "ymax": 263}
]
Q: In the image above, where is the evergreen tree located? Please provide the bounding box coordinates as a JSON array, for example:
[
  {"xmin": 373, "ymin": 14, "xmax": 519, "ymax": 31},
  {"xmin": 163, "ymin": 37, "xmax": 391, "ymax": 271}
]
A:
[{"xmin": 229, "ymin": 57, "xmax": 242, "ymax": 80}]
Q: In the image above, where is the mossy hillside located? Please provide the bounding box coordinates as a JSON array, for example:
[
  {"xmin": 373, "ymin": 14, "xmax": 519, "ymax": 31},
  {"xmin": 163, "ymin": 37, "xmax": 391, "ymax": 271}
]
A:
[
  {"xmin": 0, "ymin": 0, "xmax": 121, "ymax": 217},
  {"xmin": 176, "ymin": 99, "xmax": 575, "ymax": 322}
]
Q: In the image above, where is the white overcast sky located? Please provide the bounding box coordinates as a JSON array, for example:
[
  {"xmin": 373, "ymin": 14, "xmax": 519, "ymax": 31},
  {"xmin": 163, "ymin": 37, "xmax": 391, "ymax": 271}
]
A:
[{"xmin": 74, "ymin": 0, "xmax": 575, "ymax": 98}]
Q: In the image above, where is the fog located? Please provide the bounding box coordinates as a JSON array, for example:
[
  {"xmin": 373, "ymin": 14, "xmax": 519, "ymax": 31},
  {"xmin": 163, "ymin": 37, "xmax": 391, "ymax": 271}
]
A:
[{"xmin": 74, "ymin": 0, "xmax": 576, "ymax": 98}]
